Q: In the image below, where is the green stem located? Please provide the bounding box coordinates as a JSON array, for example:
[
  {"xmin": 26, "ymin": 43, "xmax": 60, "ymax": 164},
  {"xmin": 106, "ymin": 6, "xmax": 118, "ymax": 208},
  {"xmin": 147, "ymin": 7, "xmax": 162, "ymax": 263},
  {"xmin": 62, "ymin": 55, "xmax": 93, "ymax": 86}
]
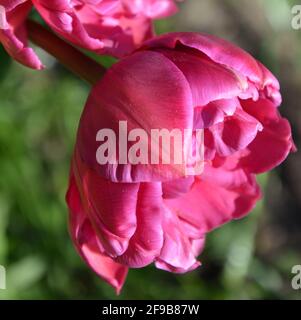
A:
[{"xmin": 26, "ymin": 20, "xmax": 106, "ymax": 85}]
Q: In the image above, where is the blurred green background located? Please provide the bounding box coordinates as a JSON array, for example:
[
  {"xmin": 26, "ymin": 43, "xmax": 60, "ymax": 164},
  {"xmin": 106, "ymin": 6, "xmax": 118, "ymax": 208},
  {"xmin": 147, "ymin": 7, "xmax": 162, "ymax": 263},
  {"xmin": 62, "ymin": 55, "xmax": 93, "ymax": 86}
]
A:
[{"xmin": 0, "ymin": 0, "xmax": 300, "ymax": 299}]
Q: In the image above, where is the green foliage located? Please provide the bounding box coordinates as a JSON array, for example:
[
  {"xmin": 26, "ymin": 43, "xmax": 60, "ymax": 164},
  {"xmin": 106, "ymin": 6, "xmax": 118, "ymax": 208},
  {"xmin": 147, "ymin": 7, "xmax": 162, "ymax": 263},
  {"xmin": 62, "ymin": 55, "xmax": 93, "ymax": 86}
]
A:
[{"xmin": 0, "ymin": 47, "xmax": 12, "ymax": 82}]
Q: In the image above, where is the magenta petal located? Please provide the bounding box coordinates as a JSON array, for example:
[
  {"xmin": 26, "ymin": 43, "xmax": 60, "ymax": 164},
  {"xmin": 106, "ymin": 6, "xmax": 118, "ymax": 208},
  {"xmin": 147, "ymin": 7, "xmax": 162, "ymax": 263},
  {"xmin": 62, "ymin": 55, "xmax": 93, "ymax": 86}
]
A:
[
  {"xmin": 165, "ymin": 158, "xmax": 261, "ymax": 234},
  {"xmin": 241, "ymin": 99, "xmax": 295, "ymax": 173},
  {"xmin": 162, "ymin": 176, "xmax": 194, "ymax": 199},
  {"xmin": 155, "ymin": 207, "xmax": 201, "ymax": 272},
  {"xmin": 155, "ymin": 258, "xmax": 200, "ymax": 274},
  {"xmin": 66, "ymin": 173, "xmax": 128, "ymax": 294},
  {"xmin": 194, "ymin": 98, "xmax": 239, "ymax": 129},
  {"xmin": 73, "ymin": 149, "xmax": 139, "ymax": 257},
  {"xmin": 257, "ymin": 61, "xmax": 282, "ymax": 106},
  {"xmin": 156, "ymin": 49, "xmax": 248, "ymax": 107},
  {"xmin": 33, "ymin": 0, "xmax": 179, "ymax": 57},
  {"xmin": 123, "ymin": 0, "xmax": 178, "ymax": 19},
  {"xmin": 32, "ymin": 1, "xmax": 106, "ymax": 51},
  {"xmin": 78, "ymin": 50, "xmax": 194, "ymax": 183},
  {"xmin": 143, "ymin": 32, "xmax": 283, "ymax": 103},
  {"xmin": 116, "ymin": 182, "xmax": 164, "ymax": 268},
  {"xmin": 209, "ymin": 108, "xmax": 262, "ymax": 157},
  {"xmin": 144, "ymin": 32, "xmax": 263, "ymax": 84},
  {"xmin": 0, "ymin": 2, "xmax": 43, "ymax": 69}
]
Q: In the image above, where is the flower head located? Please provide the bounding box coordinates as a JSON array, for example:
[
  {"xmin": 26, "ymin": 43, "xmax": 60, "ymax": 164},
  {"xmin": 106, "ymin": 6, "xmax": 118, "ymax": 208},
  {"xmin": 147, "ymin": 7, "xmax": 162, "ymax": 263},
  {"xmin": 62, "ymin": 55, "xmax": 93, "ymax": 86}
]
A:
[
  {"xmin": 0, "ymin": 0, "xmax": 180, "ymax": 68},
  {"xmin": 66, "ymin": 32, "xmax": 294, "ymax": 293}
]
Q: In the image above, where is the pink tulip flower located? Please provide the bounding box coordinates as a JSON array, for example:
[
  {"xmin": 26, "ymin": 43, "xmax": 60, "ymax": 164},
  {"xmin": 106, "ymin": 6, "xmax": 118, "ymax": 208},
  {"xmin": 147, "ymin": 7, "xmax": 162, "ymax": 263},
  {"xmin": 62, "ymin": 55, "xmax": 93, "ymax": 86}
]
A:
[
  {"xmin": 66, "ymin": 32, "xmax": 294, "ymax": 293},
  {"xmin": 0, "ymin": 0, "xmax": 43, "ymax": 69},
  {"xmin": 0, "ymin": 0, "xmax": 179, "ymax": 69},
  {"xmin": 32, "ymin": 0, "xmax": 179, "ymax": 57}
]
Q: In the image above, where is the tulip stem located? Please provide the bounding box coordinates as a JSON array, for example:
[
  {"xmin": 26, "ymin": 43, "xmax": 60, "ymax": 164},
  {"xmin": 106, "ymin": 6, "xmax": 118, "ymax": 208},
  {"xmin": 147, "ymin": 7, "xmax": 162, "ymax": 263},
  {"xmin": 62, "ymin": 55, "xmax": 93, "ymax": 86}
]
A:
[{"xmin": 26, "ymin": 20, "xmax": 106, "ymax": 85}]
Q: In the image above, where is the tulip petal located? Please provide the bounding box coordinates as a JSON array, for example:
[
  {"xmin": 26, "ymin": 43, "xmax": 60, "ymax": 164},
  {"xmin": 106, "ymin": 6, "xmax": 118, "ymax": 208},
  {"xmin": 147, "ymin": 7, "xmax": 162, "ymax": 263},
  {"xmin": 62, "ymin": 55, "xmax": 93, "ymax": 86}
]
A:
[
  {"xmin": 213, "ymin": 109, "xmax": 263, "ymax": 155},
  {"xmin": 240, "ymin": 98, "xmax": 295, "ymax": 173},
  {"xmin": 155, "ymin": 234, "xmax": 205, "ymax": 273},
  {"xmin": 194, "ymin": 98, "xmax": 239, "ymax": 129},
  {"xmin": 144, "ymin": 32, "xmax": 263, "ymax": 84},
  {"xmin": 143, "ymin": 32, "xmax": 281, "ymax": 104},
  {"xmin": 32, "ymin": 0, "xmax": 107, "ymax": 51},
  {"xmin": 123, "ymin": 0, "xmax": 178, "ymax": 19},
  {"xmin": 33, "ymin": 0, "xmax": 179, "ymax": 57},
  {"xmin": 164, "ymin": 158, "xmax": 261, "ymax": 234},
  {"xmin": 116, "ymin": 182, "xmax": 164, "ymax": 268},
  {"xmin": 156, "ymin": 49, "xmax": 248, "ymax": 107},
  {"xmin": 207, "ymin": 108, "xmax": 262, "ymax": 157},
  {"xmin": 73, "ymin": 149, "xmax": 139, "ymax": 258},
  {"xmin": 78, "ymin": 50, "xmax": 194, "ymax": 183},
  {"xmin": 162, "ymin": 176, "xmax": 194, "ymax": 199},
  {"xmin": 66, "ymin": 173, "xmax": 128, "ymax": 294},
  {"xmin": 257, "ymin": 61, "xmax": 281, "ymax": 106},
  {"xmin": 155, "ymin": 207, "xmax": 201, "ymax": 273},
  {"xmin": 0, "ymin": 1, "xmax": 43, "ymax": 69}
]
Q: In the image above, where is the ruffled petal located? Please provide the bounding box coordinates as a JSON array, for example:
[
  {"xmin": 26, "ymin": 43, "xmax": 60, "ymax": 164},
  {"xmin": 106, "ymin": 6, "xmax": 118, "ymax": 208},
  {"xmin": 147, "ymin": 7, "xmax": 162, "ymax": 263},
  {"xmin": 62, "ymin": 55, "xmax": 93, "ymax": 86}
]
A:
[
  {"xmin": 33, "ymin": 0, "xmax": 179, "ymax": 57},
  {"xmin": 162, "ymin": 176, "xmax": 194, "ymax": 199},
  {"xmin": 164, "ymin": 157, "xmax": 261, "ymax": 234},
  {"xmin": 143, "ymin": 32, "xmax": 280, "ymax": 103},
  {"xmin": 0, "ymin": 1, "xmax": 43, "ymax": 69},
  {"xmin": 155, "ymin": 207, "xmax": 201, "ymax": 273},
  {"xmin": 207, "ymin": 108, "xmax": 262, "ymax": 157},
  {"xmin": 257, "ymin": 61, "xmax": 282, "ymax": 106},
  {"xmin": 116, "ymin": 182, "xmax": 164, "ymax": 267},
  {"xmin": 66, "ymin": 171, "xmax": 128, "ymax": 294},
  {"xmin": 194, "ymin": 98, "xmax": 239, "ymax": 129},
  {"xmin": 73, "ymin": 148, "xmax": 139, "ymax": 258},
  {"xmin": 32, "ymin": 0, "xmax": 107, "ymax": 51},
  {"xmin": 143, "ymin": 32, "xmax": 263, "ymax": 84},
  {"xmin": 240, "ymin": 98, "xmax": 295, "ymax": 173}
]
